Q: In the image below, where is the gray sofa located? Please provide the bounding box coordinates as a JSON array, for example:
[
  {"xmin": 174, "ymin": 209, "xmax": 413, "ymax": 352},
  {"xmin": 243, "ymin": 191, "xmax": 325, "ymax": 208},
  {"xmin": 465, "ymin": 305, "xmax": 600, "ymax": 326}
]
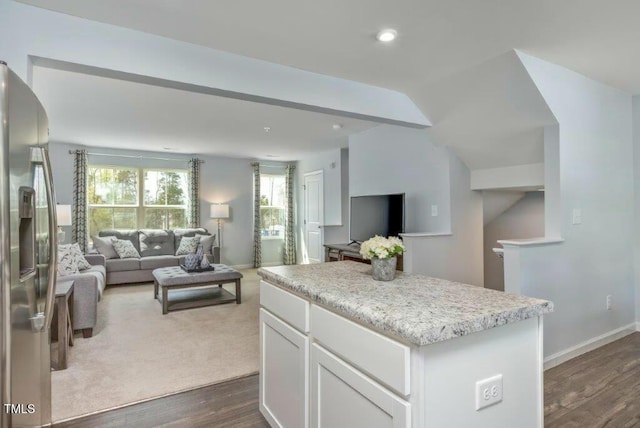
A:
[
  {"xmin": 58, "ymin": 253, "xmax": 107, "ymax": 338},
  {"xmin": 96, "ymin": 228, "xmax": 220, "ymax": 285}
]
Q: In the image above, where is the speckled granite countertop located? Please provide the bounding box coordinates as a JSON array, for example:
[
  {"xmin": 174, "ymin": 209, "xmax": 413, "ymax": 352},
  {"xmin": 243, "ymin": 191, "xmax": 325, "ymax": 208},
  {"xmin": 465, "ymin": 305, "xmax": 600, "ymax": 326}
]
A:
[{"xmin": 257, "ymin": 261, "xmax": 553, "ymax": 346}]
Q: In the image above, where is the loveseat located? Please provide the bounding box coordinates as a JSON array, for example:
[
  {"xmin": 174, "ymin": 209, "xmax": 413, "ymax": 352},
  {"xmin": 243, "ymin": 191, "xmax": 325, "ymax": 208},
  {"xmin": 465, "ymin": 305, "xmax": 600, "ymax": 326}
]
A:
[
  {"xmin": 94, "ymin": 228, "xmax": 220, "ymax": 285},
  {"xmin": 58, "ymin": 253, "xmax": 107, "ymax": 338}
]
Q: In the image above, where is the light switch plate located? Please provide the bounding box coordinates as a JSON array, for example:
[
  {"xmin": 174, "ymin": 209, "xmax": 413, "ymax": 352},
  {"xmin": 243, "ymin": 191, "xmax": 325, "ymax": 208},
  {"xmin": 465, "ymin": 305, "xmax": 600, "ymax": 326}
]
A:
[
  {"xmin": 431, "ymin": 205, "xmax": 438, "ymax": 217},
  {"xmin": 572, "ymin": 208, "xmax": 582, "ymax": 225}
]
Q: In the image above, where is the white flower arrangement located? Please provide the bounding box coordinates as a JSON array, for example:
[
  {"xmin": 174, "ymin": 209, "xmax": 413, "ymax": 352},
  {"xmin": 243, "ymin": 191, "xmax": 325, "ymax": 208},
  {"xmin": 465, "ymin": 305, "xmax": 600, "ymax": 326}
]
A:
[{"xmin": 359, "ymin": 235, "xmax": 405, "ymax": 260}]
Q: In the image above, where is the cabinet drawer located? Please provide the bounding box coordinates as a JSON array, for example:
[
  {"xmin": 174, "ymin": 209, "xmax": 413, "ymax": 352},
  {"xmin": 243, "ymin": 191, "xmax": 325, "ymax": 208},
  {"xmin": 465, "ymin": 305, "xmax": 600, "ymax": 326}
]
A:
[
  {"xmin": 260, "ymin": 280, "xmax": 310, "ymax": 333},
  {"xmin": 311, "ymin": 305, "xmax": 410, "ymax": 396},
  {"xmin": 310, "ymin": 343, "xmax": 410, "ymax": 428}
]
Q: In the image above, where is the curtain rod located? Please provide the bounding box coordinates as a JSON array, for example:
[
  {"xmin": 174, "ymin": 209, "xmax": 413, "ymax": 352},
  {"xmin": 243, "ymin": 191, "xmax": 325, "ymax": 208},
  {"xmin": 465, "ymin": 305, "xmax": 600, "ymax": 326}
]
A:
[
  {"xmin": 250, "ymin": 162, "xmax": 295, "ymax": 168},
  {"xmin": 69, "ymin": 150, "xmax": 204, "ymax": 163}
]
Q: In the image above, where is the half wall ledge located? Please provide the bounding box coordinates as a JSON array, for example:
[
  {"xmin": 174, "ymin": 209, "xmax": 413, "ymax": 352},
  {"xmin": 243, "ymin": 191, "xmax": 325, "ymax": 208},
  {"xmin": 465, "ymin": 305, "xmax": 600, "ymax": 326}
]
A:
[
  {"xmin": 498, "ymin": 237, "xmax": 564, "ymax": 246},
  {"xmin": 399, "ymin": 232, "xmax": 453, "ymax": 238}
]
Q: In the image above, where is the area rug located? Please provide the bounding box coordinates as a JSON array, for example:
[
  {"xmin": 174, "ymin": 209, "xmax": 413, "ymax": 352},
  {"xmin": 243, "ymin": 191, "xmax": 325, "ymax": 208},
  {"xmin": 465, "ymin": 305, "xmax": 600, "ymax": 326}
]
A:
[{"xmin": 51, "ymin": 269, "xmax": 261, "ymax": 422}]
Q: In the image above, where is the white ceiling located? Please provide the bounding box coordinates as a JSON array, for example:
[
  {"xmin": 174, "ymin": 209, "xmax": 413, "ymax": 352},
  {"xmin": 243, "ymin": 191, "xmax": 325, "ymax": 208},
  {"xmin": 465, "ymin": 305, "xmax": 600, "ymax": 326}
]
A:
[
  {"xmin": 19, "ymin": 0, "xmax": 640, "ymax": 93},
  {"xmin": 32, "ymin": 66, "xmax": 379, "ymax": 160},
  {"xmin": 418, "ymin": 51, "xmax": 556, "ymax": 170},
  {"xmin": 19, "ymin": 0, "xmax": 640, "ymax": 168}
]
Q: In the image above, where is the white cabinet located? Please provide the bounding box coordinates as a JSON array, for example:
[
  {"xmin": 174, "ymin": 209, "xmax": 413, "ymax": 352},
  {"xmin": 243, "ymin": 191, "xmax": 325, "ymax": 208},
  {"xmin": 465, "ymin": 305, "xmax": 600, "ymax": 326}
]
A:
[
  {"xmin": 259, "ymin": 278, "xmax": 545, "ymax": 428},
  {"xmin": 259, "ymin": 308, "xmax": 309, "ymax": 428},
  {"xmin": 311, "ymin": 305, "xmax": 410, "ymax": 396},
  {"xmin": 260, "ymin": 280, "xmax": 309, "ymax": 333},
  {"xmin": 310, "ymin": 343, "xmax": 411, "ymax": 428}
]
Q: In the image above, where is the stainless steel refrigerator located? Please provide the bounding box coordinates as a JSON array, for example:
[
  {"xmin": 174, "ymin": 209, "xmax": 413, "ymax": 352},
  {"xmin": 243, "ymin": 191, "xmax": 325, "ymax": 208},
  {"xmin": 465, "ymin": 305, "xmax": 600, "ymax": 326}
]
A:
[{"xmin": 0, "ymin": 62, "xmax": 57, "ymax": 427}]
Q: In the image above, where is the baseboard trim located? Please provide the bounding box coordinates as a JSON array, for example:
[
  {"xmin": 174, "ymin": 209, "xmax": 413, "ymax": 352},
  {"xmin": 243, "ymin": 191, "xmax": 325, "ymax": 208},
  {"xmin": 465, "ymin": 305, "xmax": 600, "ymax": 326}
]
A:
[
  {"xmin": 230, "ymin": 264, "xmax": 254, "ymax": 270},
  {"xmin": 229, "ymin": 263, "xmax": 282, "ymax": 269},
  {"xmin": 543, "ymin": 322, "xmax": 637, "ymax": 370}
]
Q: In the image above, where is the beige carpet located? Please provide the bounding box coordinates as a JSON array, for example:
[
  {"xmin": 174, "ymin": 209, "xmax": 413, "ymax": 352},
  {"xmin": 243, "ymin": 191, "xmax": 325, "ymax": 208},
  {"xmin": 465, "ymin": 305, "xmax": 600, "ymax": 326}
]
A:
[{"xmin": 52, "ymin": 269, "xmax": 260, "ymax": 422}]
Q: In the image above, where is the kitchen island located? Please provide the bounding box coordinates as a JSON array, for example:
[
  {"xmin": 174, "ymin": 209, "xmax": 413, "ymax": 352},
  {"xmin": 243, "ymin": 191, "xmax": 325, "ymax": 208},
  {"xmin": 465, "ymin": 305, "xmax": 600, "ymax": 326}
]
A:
[{"xmin": 257, "ymin": 261, "xmax": 553, "ymax": 428}]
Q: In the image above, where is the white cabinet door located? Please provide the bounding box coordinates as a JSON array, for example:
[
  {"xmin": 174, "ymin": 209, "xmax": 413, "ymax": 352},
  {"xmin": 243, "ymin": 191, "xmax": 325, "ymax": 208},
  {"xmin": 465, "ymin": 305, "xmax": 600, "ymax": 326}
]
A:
[
  {"xmin": 260, "ymin": 308, "xmax": 309, "ymax": 428},
  {"xmin": 310, "ymin": 344, "xmax": 410, "ymax": 428}
]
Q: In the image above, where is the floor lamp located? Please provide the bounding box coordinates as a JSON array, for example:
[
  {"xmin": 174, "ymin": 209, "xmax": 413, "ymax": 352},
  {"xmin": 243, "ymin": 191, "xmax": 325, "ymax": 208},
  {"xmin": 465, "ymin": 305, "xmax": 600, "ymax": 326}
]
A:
[{"xmin": 210, "ymin": 204, "xmax": 230, "ymax": 248}]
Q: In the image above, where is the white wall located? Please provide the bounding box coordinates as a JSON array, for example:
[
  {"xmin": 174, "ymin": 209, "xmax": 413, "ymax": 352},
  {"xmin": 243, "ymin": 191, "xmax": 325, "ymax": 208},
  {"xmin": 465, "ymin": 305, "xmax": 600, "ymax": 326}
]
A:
[
  {"xmin": 349, "ymin": 125, "xmax": 451, "ymax": 233},
  {"xmin": 482, "ymin": 191, "xmax": 524, "ymax": 226},
  {"xmin": 48, "ymin": 142, "xmax": 278, "ymax": 267},
  {"xmin": 509, "ymin": 52, "xmax": 636, "ymax": 359},
  {"xmin": 484, "ymin": 192, "xmax": 545, "ymax": 291},
  {"xmin": 296, "ymin": 148, "xmax": 350, "ymax": 262},
  {"xmin": 471, "ymin": 163, "xmax": 544, "ymax": 190},
  {"xmin": 349, "ymin": 125, "xmax": 483, "ymax": 285},
  {"xmin": 323, "ymin": 148, "xmax": 350, "ymax": 245}
]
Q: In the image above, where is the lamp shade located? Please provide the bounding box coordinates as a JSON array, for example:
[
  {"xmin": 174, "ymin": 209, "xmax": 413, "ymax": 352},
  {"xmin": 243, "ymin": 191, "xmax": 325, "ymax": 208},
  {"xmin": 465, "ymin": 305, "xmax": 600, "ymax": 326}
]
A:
[
  {"xmin": 210, "ymin": 204, "xmax": 229, "ymax": 219},
  {"xmin": 56, "ymin": 204, "xmax": 72, "ymax": 226}
]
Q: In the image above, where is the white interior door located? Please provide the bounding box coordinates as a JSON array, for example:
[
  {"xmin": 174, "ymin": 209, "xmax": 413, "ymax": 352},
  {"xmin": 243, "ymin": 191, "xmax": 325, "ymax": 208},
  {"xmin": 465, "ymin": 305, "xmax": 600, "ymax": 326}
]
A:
[{"xmin": 304, "ymin": 171, "xmax": 323, "ymax": 264}]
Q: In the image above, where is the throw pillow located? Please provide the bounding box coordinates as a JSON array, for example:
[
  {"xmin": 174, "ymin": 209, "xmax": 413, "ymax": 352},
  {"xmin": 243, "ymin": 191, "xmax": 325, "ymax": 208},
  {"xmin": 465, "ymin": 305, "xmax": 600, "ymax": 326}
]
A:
[
  {"xmin": 112, "ymin": 239, "xmax": 141, "ymax": 259},
  {"xmin": 175, "ymin": 236, "xmax": 200, "ymax": 256},
  {"xmin": 69, "ymin": 243, "xmax": 92, "ymax": 271},
  {"xmin": 57, "ymin": 245, "xmax": 79, "ymax": 276},
  {"xmin": 196, "ymin": 233, "xmax": 215, "ymax": 255},
  {"xmin": 92, "ymin": 235, "xmax": 118, "ymax": 259}
]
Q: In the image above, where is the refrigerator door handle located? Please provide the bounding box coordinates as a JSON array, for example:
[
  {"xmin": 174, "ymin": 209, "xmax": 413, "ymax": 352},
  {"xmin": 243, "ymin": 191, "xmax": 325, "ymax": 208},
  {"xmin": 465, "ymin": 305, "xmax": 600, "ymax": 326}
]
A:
[{"xmin": 40, "ymin": 148, "xmax": 58, "ymax": 331}]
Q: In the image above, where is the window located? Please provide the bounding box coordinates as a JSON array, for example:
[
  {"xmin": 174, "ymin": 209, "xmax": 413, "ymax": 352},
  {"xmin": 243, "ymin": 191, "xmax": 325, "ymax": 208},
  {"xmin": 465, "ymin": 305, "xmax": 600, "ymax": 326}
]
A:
[
  {"xmin": 88, "ymin": 167, "xmax": 139, "ymax": 237},
  {"xmin": 88, "ymin": 166, "xmax": 188, "ymax": 238},
  {"xmin": 143, "ymin": 170, "xmax": 188, "ymax": 229},
  {"xmin": 260, "ymin": 174, "xmax": 286, "ymax": 239}
]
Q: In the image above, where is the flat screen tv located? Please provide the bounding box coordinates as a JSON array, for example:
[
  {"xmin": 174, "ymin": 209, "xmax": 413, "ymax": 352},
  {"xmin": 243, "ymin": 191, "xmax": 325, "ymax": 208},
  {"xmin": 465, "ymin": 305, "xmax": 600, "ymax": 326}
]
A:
[{"xmin": 349, "ymin": 193, "xmax": 405, "ymax": 243}]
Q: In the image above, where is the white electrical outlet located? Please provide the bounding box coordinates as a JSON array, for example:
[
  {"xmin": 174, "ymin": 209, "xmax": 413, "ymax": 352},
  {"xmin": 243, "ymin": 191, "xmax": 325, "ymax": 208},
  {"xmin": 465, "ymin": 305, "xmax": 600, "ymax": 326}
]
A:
[
  {"xmin": 606, "ymin": 295, "xmax": 612, "ymax": 310},
  {"xmin": 431, "ymin": 205, "xmax": 438, "ymax": 217},
  {"xmin": 572, "ymin": 208, "xmax": 582, "ymax": 225},
  {"xmin": 475, "ymin": 374, "xmax": 503, "ymax": 411}
]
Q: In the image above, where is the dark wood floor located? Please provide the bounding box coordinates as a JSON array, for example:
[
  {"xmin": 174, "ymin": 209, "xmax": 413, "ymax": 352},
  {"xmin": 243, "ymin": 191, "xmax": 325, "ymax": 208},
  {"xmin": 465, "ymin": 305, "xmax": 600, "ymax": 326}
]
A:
[
  {"xmin": 545, "ymin": 332, "xmax": 640, "ymax": 427},
  {"xmin": 54, "ymin": 332, "xmax": 640, "ymax": 427},
  {"xmin": 52, "ymin": 375, "xmax": 269, "ymax": 428}
]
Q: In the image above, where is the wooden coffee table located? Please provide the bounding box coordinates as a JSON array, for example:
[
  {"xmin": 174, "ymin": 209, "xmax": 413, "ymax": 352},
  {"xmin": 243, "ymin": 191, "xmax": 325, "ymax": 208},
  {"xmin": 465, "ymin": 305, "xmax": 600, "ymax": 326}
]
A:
[{"xmin": 152, "ymin": 265, "xmax": 243, "ymax": 315}]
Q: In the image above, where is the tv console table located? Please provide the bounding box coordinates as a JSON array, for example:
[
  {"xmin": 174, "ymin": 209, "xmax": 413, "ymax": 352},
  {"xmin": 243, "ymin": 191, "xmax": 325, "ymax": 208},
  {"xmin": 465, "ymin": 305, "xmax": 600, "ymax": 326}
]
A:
[{"xmin": 323, "ymin": 243, "xmax": 404, "ymax": 271}]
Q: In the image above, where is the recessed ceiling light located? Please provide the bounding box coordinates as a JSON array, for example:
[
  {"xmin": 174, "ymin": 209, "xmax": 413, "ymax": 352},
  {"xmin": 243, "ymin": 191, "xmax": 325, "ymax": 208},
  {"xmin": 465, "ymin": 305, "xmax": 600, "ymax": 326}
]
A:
[
  {"xmin": 263, "ymin": 126, "xmax": 271, "ymax": 133},
  {"xmin": 376, "ymin": 29, "xmax": 397, "ymax": 42},
  {"xmin": 163, "ymin": 147, "xmax": 172, "ymax": 151},
  {"xmin": 265, "ymin": 154, "xmax": 278, "ymax": 158},
  {"xmin": 332, "ymin": 124, "xmax": 343, "ymax": 130}
]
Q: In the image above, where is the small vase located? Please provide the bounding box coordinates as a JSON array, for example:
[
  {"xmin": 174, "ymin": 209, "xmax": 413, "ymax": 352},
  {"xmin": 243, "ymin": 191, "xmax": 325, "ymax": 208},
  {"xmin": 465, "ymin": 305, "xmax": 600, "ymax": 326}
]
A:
[
  {"xmin": 196, "ymin": 245, "xmax": 204, "ymax": 264},
  {"xmin": 184, "ymin": 253, "xmax": 199, "ymax": 271},
  {"xmin": 371, "ymin": 256, "xmax": 397, "ymax": 281},
  {"xmin": 201, "ymin": 254, "xmax": 210, "ymax": 269}
]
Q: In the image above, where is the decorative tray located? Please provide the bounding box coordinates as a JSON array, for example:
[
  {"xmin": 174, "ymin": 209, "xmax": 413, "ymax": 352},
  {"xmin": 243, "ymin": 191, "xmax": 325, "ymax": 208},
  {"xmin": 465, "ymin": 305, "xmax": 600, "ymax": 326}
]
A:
[{"xmin": 180, "ymin": 264, "xmax": 216, "ymax": 273}]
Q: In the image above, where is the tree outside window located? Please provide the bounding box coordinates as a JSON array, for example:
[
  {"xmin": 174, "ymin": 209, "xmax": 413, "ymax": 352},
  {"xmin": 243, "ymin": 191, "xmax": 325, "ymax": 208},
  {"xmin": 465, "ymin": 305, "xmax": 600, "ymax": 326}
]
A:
[
  {"xmin": 260, "ymin": 174, "xmax": 286, "ymax": 239},
  {"xmin": 88, "ymin": 167, "xmax": 138, "ymax": 237},
  {"xmin": 143, "ymin": 170, "xmax": 188, "ymax": 229},
  {"xmin": 88, "ymin": 166, "xmax": 189, "ymax": 238}
]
